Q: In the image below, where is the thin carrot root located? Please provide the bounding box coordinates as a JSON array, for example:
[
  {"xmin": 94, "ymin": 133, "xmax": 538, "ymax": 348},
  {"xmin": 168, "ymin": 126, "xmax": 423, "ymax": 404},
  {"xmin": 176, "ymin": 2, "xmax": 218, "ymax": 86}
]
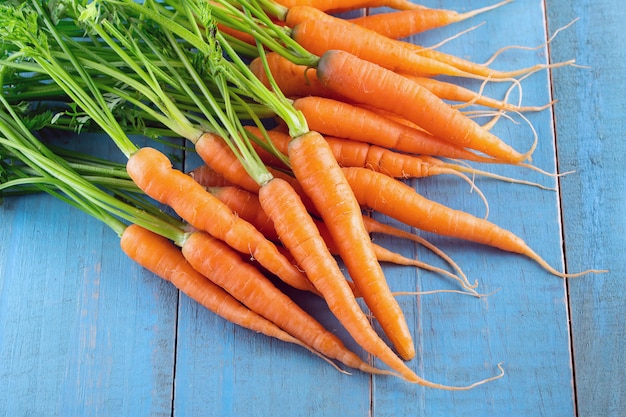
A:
[
  {"xmin": 393, "ymin": 288, "xmax": 498, "ymax": 298},
  {"xmin": 480, "ymin": 18, "xmax": 580, "ymax": 67},
  {"xmin": 519, "ymin": 245, "xmax": 608, "ymax": 278},
  {"xmin": 439, "ymin": 160, "xmax": 557, "ymax": 191},
  {"xmin": 362, "ymin": 217, "xmax": 477, "ymax": 291},
  {"xmin": 412, "ymin": 362, "xmax": 506, "ymax": 390}
]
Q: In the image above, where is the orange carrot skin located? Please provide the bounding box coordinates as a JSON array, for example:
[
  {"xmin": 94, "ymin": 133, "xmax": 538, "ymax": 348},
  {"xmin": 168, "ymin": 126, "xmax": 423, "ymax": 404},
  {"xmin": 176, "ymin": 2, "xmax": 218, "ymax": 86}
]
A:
[
  {"xmin": 210, "ymin": 186, "xmax": 281, "ymax": 242},
  {"xmin": 402, "ymin": 74, "xmax": 530, "ymax": 111},
  {"xmin": 287, "ymin": 131, "xmax": 415, "ymax": 360},
  {"xmin": 292, "ymin": 96, "xmax": 495, "ymax": 162},
  {"xmin": 208, "ymin": 182, "xmax": 422, "ymax": 274},
  {"xmin": 181, "ymin": 229, "xmax": 382, "ymax": 374},
  {"xmin": 120, "ymin": 224, "xmax": 307, "ymax": 345},
  {"xmin": 343, "ymin": 166, "xmax": 532, "ymax": 254},
  {"xmin": 285, "ymin": 5, "xmax": 522, "ymax": 80},
  {"xmin": 195, "ymin": 133, "xmax": 262, "ymax": 194},
  {"xmin": 126, "ymin": 147, "xmax": 315, "ymax": 293},
  {"xmin": 316, "ymin": 50, "xmax": 527, "ymax": 163},
  {"xmin": 364, "ymin": 0, "xmax": 427, "ymax": 11}
]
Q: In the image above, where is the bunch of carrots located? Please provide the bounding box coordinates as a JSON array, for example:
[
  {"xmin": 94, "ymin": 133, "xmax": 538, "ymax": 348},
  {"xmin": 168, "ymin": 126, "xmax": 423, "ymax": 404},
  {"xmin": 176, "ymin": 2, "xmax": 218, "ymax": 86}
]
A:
[{"xmin": 0, "ymin": 0, "xmax": 604, "ymax": 390}]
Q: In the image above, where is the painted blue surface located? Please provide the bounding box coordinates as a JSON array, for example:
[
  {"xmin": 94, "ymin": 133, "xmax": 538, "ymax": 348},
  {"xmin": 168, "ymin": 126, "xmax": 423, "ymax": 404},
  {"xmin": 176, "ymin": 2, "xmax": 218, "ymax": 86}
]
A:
[{"xmin": 0, "ymin": 1, "xmax": 623, "ymax": 416}]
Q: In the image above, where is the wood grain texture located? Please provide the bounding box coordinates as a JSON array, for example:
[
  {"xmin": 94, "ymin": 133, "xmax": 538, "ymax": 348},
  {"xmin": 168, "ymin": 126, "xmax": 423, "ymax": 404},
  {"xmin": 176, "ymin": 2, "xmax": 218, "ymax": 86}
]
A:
[
  {"xmin": 546, "ymin": 1, "xmax": 626, "ymax": 416},
  {"xmin": 0, "ymin": 1, "xmax": 623, "ymax": 416}
]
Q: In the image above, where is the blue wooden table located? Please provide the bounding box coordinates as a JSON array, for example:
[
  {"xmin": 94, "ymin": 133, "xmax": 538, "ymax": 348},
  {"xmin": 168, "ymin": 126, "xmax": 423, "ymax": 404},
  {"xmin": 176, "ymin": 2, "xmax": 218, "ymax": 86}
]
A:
[{"xmin": 1, "ymin": 1, "xmax": 624, "ymax": 416}]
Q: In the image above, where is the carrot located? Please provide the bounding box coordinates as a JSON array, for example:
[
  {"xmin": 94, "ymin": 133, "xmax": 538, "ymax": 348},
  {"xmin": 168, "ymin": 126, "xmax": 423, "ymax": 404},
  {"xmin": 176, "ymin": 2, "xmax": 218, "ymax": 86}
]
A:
[
  {"xmin": 290, "ymin": 95, "xmax": 510, "ymax": 163},
  {"xmin": 315, "ymin": 50, "xmax": 532, "ymax": 163},
  {"xmin": 285, "ymin": 131, "xmax": 414, "ymax": 360},
  {"xmin": 180, "ymin": 228, "xmax": 396, "ymax": 377},
  {"xmin": 286, "ymin": 9, "xmax": 489, "ymax": 80},
  {"xmin": 288, "ymin": 0, "xmax": 432, "ymax": 12},
  {"xmin": 257, "ymin": 176, "xmax": 411, "ymax": 376},
  {"xmin": 119, "ymin": 223, "xmax": 349, "ymax": 370},
  {"xmin": 125, "ymin": 146, "xmax": 317, "ymax": 294},
  {"xmin": 343, "ymin": 167, "xmax": 605, "ymax": 278},
  {"xmin": 249, "ymin": 52, "xmax": 341, "ymax": 99},
  {"xmin": 349, "ymin": 1, "xmax": 512, "ymax": 40}
]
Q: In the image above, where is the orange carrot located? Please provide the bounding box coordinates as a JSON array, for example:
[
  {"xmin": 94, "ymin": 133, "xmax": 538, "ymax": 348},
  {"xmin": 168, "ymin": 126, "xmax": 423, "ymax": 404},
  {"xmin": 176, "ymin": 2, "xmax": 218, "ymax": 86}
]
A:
[
  {"xmin": 286, "ymin": 8, "xmax": 486, "ymax": 80},
  {"xmin": 290, "ymin": 95, "xmax": 505, "ymax": 163},
  {"xmin": 125, "ymin": 146, "xmax": 317, "ymax": 293},
  {"xmin": 361, "ymin": 217, "xmax": 476, "ymax": 291},
  {"xmin": 286, "ymin": 131, "xmax": 414, "ymax": 360},
  {"xmin": 283, "ymin": 6, "xmax": 567, "ymax": 80},
  {"xmin": 271, "ymin": 0, "xmax": 418, "ymax": 12},
  {"xmin": 343, "ymin": 167, "xmax": 604, "ymax": 278},
  {"xmin": 120, "ymin": 223, "xmax": 345, "ymax": 369},
  {"xmin": 249, "ymin": 52, "xmax": 341, "ymax": 99},
  {"xmin": 315, "ymin": 50, "xmax": 531, "ymax": 163},
  {"xmin": 349, "ymin": 1, "xmax": 512, "ymax": 40},
  {"xmin": 180, "ymin": 228, "xmax": 395, "ymax": 376}
]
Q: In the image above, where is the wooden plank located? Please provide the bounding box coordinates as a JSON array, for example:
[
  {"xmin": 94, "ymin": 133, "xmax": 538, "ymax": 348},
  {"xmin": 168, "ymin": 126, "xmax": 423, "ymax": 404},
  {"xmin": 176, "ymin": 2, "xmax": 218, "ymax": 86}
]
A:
[
  {"xmin": 546, "ymin": 1, "xmax": 626, "ymax": 416},
  {"xmin": 0, "ymin": 133, "xmax": 179, "ymax": 416},
  {"xmin": 364, "ymin": 1, "xmax": 577, "ymax": 415}
]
